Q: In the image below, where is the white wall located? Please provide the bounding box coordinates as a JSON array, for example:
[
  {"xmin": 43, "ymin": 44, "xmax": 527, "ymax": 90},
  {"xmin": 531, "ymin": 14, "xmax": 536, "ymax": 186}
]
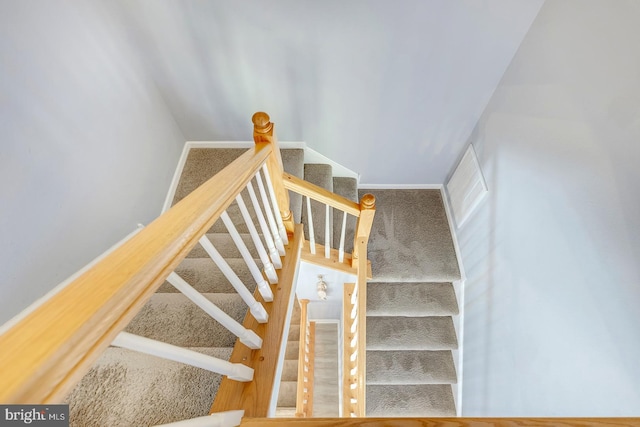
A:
[
  {"xmin": 113, "ymin": 0, "xmax": 543, "ymax": 185},
  {"xmin": 452, "ymin": 0, "xmax": 640, "ymax": 415},
  {"xmin": 0, "ymin": 1, "xmax": 184, "ymax": 324}
]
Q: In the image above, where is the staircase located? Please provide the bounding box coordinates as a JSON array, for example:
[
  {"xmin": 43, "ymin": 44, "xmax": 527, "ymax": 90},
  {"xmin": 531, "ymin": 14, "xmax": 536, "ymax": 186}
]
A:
[
  {"xmin": 66, "ymin": 147, "xmax": 307, "ymax": 425},
  {"xmin": 362, "ymin": 189, "xmax": 461, "ymax": 416},
  {"xmin": 65, "ymin": 147, "xmax": 460, "ymax": 423}
]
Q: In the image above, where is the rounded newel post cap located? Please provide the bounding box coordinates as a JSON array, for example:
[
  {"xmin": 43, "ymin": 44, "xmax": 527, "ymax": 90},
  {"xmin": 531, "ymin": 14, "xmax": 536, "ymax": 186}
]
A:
[
  {"xmin": 252, "ymin": 112, "xmax": 273, "ymax": 133},
  {"xmin": 360, "ymin": 193, "xmax": 376, "ymax": 210}
]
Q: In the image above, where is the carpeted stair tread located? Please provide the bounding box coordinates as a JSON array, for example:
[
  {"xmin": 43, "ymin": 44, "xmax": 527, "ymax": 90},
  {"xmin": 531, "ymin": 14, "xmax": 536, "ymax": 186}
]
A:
[
  {"xmin": 366, "ymin": 316, "xmax": 458, "ymax": 351},
  {"xmin": 156, "ymin": 258, "xmax": 259, "ymax": 294},
  {"xmin": 67, "ymin": 347, "xmax": 233, "ymax": 426},
  {"xmin": 288, "ymin": 324, "xmax": 300, "ymax": 341},
  {"xmin": 360, "ymin": 189, "xmax": 460, "ymax": 282},
  {"xmin": 173, "ymin": 148, "xmax": 304, "ymax": 234},
  {"xmin": 367, "ymin": 384, "xmax": 456, "ymax": 417},
  {"xmin": 280, "ymin": 359, "xmax": 299, "ymax": 382},
  {"xmin": 277, "ymin": 381, "xmax": 298, "ymax": 407},
  {"xmin": 332, "ymin": 177, "xmax": 358, "ymax": 254},
  {"xmin": 367, "ymin": 282, "xmax": 459, "ymax": 317},
  {"xmin": 125, "ymin": 293, "xmax": 247, "ymax": 348},
  {"xmin": 367, "ymin": 350, "xmax": 456, "ymax": 384},
  {"xmin": 302, "ymin": 164, "xmax": 333, "ymax": 246},
  {"xmin": 186, "ymin": 233, "xmax": 259, "ymax": 259},
  {"xmin": 285, "ymin": 341, "xmax": 299, "ymax": 360}
]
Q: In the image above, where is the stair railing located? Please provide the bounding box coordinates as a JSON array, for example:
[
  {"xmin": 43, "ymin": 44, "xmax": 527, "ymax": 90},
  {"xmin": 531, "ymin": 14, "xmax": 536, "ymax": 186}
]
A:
[
  {"xmin": 0, "ymin": 113, "xmax": 302, "ymax": 427},
  {"xmin": 341, "ymin": 193, "xmax": 375, "ymax": 418},
  {"xmin": 295, "ymin": 299, "xmax": 315, "ymax": 417},
  {"xmin": 282, "ymin": 169, "xmax": 376, "ymax": 418}
]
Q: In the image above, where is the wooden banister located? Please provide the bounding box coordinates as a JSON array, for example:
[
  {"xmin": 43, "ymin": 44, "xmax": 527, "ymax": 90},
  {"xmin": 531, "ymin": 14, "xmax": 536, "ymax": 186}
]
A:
[
  {"xmin": 296, "ymin": 299, "xmax": 309, "ymax": 417},
  {"xmin": 241, "ymin": 418, "xmax": 640, "ymax": 426},
  {"xmin": 305, "ymin": 321, "xmax": 316, "ymax": 417},
  {"xmin": 342, "ymin": 282, "xmax": 357, "ymax": 417},
  {"xmin": 0, "ymin": 144, "xmax": 272, "ymax": 404},
  {"xmin": 282, "ymin": 172, "xmax": 362, "ymax": 217},
  {"xmin": 211, "ymin": 224, "xmax": 304, "ymax": 417},
  {"xmin": 253, "ymin": 112, "xmax": 294, "ymax": 235},
  {"xmin": 351, "ymin": 194, "xmax": 375, "ymax": 268}
]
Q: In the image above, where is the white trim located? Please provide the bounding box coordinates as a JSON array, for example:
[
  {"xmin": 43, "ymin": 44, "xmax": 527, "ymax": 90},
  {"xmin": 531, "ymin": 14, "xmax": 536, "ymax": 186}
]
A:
[
  {"xmin": 302, "ymin": 146, "xmax": 359, "ymax": 180},
  {"xmin": 358, "ymin": 183, "xmax": 444, "ymax": 190},
  {"xmin": 440, "ymin": 187, "xmax": 466, "ymax": 417},
  {"xmin": 162, "ymin": 142, "xmax": 192, "ymax": 213},
  {"xmin": 0, "ymin": 225, "xmax": 144, "ymax": 336}
]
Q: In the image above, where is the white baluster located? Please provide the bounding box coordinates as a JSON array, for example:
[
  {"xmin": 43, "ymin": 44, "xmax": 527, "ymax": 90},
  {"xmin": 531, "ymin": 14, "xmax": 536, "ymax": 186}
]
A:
[
  {"xmin": 220, "ymin": 211, "xmax": 273, "ymax": 302},
  {"xmin": 306, "ymin": 196, "xmax": 316, "ymax": 255},
  {"xmin": 339, "ymin": 211, "xmax": 347, "ymax": 263},
  {"xmin": 166, "ymin": 272, "xmax": 262, "ymax": 349},
  {"xmin": 235, "ymin": 194, "xmax": 278, "ymax": 284},
  {"xmin": 199, "ymin": 235, "xmax": 268, "ymax": 323},
  {"xmin": 246, "ymin": 180, "xmax": 283, "ymax": 269},
  {"xmin": 112, "ymin": 332, "xmax": 253, "ymax": 381},
  {"xmin": 255, "ymin": 170, "xmax": 285, "ymax": 256},
  {"xmin": 261, "ymin": 164, "xmax": 289, "ymax": 245},
  {"xmin": 325, "ymin": 204, "xmax": 330, "ymax": 259}
]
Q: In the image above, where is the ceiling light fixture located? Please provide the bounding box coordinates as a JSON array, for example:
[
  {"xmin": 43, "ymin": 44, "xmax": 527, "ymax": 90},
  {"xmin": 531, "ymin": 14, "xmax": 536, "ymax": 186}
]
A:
[{"xmin": 316, "ymin": 275, "xmax": 327, "ymax": 300}]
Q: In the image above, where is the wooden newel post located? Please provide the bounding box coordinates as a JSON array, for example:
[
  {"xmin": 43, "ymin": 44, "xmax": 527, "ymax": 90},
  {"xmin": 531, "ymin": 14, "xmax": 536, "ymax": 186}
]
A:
[
  {"xmin": 252, "ymin": 112, "xmax": 294, "ymax": 235},
  {"xmin": 296, "ymin": 299, "xmax": 310, "ymax": 417},
  {"xmin": 351, "ymin": 193, "xmax": 376, "ymax": 268}
]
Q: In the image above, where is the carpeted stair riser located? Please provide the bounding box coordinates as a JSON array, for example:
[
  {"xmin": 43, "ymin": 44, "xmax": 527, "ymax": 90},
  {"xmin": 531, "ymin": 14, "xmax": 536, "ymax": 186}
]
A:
[
  {"xmin": 367, "ymin": 384, "xmax": 456, "ymax": 417},
  {"xmin": 367, "ymin": 316, "xmax": 458, "ymax": 351},
  {"xmin": 285, "ymin": 341, "xmax": 299, "ymax": 360},
  {"xmin": 367, "ymin": 350, "xmax": 456, "ymax": 384},
  {"xmin": 301, "ymin": 164, "xmax": 333, "ymax": 247},
  {"xmin": 156, "ymin": 258, "xmax": 260, "ymax": 294},
  {"xmin": 277, "ymin": 381, "xmax": 297, "ymax": 407},
  {"xmin": 367, "ymin": 282, "xmax": 459, "ymax": 317},
  {"xmin": 68, "ymin": 347, "xmax": 232, "ymax": 426},
  {"xmin": 124, "ymin": 293, "xmax": 247, "ymax": 348},
  {"xmin": 282, "ymin": 150, "xmax": 304, "ymax": 224},
  {"xmin": 332, "ymin": 177, "xmax": 358, "ymax": 254},
  {"xmin": 280, "ymin": 359, "xmax": 299, "ymax": 382}
]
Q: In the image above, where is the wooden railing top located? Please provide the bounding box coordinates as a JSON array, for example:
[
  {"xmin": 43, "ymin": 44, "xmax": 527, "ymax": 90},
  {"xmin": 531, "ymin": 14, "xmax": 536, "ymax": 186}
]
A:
[
  {"xmin": 282, "ymin": 172, "xmax": 361, "ymax": 217},
  {"xmin": 0, "ymin": 143, "xmax": 273, "ymax": 403},
  {"xmin": 241, "ymin": 418, "xmax": 640, "ymax": 427}
]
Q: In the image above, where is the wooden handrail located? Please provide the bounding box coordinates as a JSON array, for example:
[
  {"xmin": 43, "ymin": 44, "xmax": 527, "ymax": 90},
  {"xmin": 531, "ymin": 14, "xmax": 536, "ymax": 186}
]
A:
[
  {"xmin": 305, "ymin": 321, "xmax": 316, "ymax": 417},
  {"xmin": 253, "ymin": 112, "xmax": 294, "ymax": 235},
  {"xmin": 282, "ymin": 172, "xmax": 362, "ymax": 217},
  {"xmin": 296, "ymin": 299, "xmax": 309, "ymax": 417},
  {"xmin": 354, "ymin": 238, "xmax": 368, "ymax": 414},
  {"xmin": 241, "ymin": 418, "xmax": 640, "ymax": 426},
  {"xmin": 0, "ymin": 144, "xmax": 272, "ymax": 403},
  {"xmin": 342, "ymin": 282, "xmax": 357, "ymax": 417},
  {"xmin": 211, "ymin": 224, "xmax": 304, "ymax": 417}
]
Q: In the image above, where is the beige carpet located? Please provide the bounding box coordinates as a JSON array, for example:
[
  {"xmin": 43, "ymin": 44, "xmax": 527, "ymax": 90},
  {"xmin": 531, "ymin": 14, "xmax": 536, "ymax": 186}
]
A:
[
  {"xmin": 362, "ymin": 188, "xmax": 460, "ymax": 417},
  {"xmin": 66, "ymin": 148, "xmax": 305, "ymax": 426}
]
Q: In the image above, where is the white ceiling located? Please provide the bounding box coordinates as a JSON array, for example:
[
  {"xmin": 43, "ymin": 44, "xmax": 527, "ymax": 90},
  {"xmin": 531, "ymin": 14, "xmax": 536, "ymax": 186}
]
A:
[{"xmin": 117, "ymin": 0, "xmax": 543, "ymax": 184}]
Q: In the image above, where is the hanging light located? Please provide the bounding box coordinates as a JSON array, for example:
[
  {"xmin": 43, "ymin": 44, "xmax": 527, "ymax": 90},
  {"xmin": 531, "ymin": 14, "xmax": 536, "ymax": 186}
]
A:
[{"xmin": 316, "ymin": 275, "xmax": 327, "ymax": 300}]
